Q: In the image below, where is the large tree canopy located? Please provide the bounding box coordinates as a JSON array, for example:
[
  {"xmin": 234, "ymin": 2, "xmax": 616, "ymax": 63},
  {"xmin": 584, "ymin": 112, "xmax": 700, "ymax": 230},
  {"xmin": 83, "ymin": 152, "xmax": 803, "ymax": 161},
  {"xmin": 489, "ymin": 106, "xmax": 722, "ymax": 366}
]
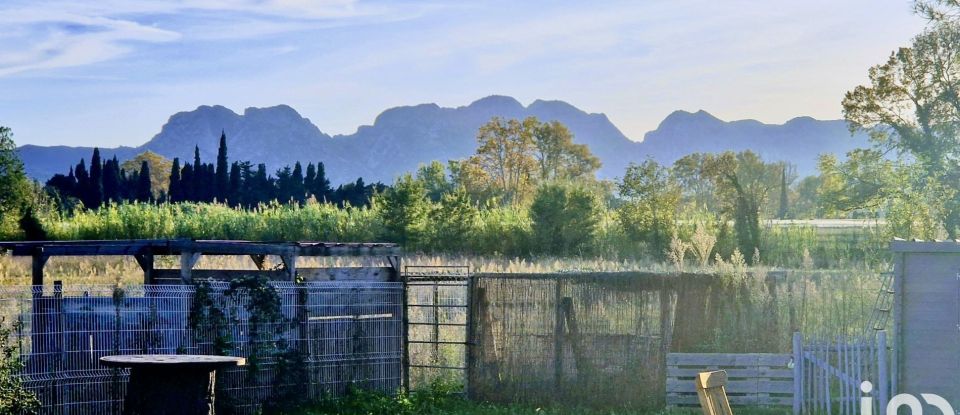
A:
[
  {"xmin": 839, "ymin": 15, "xmax": 960, "ymax": 237},
  {"xmin": 0, "ymin": 126, "xmax": 32, "ymax": 232}
]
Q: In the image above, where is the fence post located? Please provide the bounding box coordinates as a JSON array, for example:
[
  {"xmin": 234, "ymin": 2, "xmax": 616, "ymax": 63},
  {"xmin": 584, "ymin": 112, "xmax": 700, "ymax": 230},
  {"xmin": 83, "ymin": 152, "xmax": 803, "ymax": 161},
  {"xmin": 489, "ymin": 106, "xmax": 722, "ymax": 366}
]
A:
[
  {"xmin": 793, "ymin": 331, "xmax": 802, "ymax": 415},
  {"xmin": 553, "ymin": 279, "xmax": 565, "ymax": 390},
  {"xmin": 877, "ymin": 331, "xmax": 888, "ymax": 414}
]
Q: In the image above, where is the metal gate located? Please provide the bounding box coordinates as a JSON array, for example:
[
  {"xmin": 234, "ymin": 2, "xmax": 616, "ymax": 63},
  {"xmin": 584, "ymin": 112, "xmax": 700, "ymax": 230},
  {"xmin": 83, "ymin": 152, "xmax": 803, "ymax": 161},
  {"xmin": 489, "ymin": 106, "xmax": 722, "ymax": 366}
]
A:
[{"xmin": 403, "ymin": 266, "xmax": 471, "ymax": 393}]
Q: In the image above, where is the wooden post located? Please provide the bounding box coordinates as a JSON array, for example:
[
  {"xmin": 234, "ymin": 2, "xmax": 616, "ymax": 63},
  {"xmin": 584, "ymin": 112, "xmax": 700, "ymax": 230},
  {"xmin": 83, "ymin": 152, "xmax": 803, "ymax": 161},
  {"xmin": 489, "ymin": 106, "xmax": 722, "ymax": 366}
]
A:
[
  {"xmin": 281, "ymin": 253, "xmax": 297, "ymax": 282},
  {"xmin": 180, "ymin": 252, "xmax": 201, "ymax": 283},
  {"xmin": 793, "ymin": 331, "xmax": 802, "ymax": 415},
  {"xmin": 135, "ymin": 253, "xmax": 155, "ymax": 285},
  {"xmin": 560, "ymin": 297, "xmax": 585, "ymax": 375},
  {"xmin": 32, "ymin": 249, "xmax": 48, "ymax": 286},
  {"xmin": 553, "ymin": 280, "xmax": 565, "ymax": 389}
]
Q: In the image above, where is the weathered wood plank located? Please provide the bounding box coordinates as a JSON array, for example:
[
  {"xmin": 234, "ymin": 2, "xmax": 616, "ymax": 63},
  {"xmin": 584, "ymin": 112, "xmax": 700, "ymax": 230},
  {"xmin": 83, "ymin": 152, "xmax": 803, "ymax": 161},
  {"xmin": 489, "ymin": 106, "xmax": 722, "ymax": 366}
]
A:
[
  {"xmin": 667, "ymin": 394, "xmax": 793, "ymax": 406},
  {"xmin": 668, "ymin": 367, "xmax": 793, "ymax": 378}
]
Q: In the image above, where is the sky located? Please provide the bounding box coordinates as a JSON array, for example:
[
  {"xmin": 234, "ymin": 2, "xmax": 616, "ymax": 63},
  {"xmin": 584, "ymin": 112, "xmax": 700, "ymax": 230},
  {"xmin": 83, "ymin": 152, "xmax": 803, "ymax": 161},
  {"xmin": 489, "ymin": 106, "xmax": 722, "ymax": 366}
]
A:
[{"xmin": 0, "ymin": 0, "xmax": 929, "ymax": 147}]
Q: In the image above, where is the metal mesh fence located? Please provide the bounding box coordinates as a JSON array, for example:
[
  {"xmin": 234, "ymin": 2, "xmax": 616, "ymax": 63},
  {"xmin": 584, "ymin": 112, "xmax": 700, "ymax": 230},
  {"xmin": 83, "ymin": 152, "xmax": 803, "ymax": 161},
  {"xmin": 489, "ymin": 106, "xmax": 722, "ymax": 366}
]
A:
[
  {"xmin": 0, "ymin": 281, "xmax": 403, "ymax": 414},
  {"xmin": 403, "ymin": 266, "xmax": 470, "ymax": 391}
]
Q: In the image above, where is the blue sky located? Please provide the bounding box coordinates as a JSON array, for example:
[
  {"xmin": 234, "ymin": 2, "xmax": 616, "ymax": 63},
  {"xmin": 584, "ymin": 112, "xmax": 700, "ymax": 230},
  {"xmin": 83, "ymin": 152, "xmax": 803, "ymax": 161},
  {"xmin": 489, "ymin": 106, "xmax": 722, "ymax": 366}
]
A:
[{"xmin": 0, "ymin": 0, "xmax": 928, "ymax": 147}]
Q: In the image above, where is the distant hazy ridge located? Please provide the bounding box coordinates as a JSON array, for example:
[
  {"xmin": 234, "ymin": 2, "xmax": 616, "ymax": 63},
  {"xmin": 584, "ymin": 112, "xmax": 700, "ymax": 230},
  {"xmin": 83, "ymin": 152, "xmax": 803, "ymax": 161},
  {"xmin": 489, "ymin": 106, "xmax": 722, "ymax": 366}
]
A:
[{"xmin": 18, "ymin": 95, "xmax": 869, "ymax": 183}]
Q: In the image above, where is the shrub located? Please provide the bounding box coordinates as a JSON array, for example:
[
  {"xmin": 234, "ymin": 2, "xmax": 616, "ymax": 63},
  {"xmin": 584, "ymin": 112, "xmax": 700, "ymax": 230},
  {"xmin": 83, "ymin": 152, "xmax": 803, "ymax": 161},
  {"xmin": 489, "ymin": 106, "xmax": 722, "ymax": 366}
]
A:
[{"xmin": 0, "ymin": 318, "xmax": 40, "ymax": 414}]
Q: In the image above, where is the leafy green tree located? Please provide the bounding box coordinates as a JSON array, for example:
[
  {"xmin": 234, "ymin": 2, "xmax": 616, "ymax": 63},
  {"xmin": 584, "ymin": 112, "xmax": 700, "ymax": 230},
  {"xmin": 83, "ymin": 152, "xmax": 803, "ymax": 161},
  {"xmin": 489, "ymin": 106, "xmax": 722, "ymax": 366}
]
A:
[
  {"xmin": 0, "ymin": 127, "xmax": 32, "ymax": 235},
  {"xmin": 842, "ymin": 20, "xmax": 960, "ymax": 235},
  {"xmin": 532, "ymin": 121, "xmax": 601, "ymax": 181},
  {"xmin": 380, "ymin": 174, "xmax": 430, "ymax": 246},
  {"xmin": 819, "ymin": 151, "xmax": 953, "ymax": 239},
  {"xmin": 672, "ymin": 153, "xmax": 716, "ymax": 210},
  {"xmin": 702, "ymin": 151, "xmax": 780, "ymax": 262},
  {"xmin": 122, "ymin": 152, "xmax": 172, "ymax": 201},
  {"xmin": 463, "ymin": 117, "xmax": 538, "ymax": 204},
  {"xmin": 530, "ymin": 182, "xmax": 602, "ymax": 256},
  {"xmin": 429, "ymin": 186, "xmax": 479, "ymax": 252},
  {"xmin": 416, "ymin": 161, "xmax": 452, "ymax": 202},
  {"xmin": 617, "ymin": 159, "xmax": 681, "ymax": 258},
  {"xmin": 792, "ymin": 175, "xmax": 823, "ymax": 219}
]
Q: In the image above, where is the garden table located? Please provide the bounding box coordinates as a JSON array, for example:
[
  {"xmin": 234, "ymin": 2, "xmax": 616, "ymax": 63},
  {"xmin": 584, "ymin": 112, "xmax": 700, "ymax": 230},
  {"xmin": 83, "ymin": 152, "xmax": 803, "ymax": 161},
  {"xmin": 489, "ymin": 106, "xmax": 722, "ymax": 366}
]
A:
[{"xmin": 100, "ymin": 354, "xmax": 246, "ymax": 415}]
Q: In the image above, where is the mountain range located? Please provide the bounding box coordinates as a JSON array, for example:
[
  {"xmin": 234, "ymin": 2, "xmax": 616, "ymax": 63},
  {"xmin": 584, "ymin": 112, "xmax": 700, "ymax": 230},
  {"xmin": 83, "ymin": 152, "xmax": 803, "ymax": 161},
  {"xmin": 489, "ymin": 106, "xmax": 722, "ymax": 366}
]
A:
[{"xmin": 17, "ymin": 96, "xmax": 870, "ymax": 184}]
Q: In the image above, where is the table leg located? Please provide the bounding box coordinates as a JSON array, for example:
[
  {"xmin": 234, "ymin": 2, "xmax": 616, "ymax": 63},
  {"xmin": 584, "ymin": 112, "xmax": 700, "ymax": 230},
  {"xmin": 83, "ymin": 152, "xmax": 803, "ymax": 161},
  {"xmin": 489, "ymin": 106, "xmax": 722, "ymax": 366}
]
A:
[{"xmin": 123, "ymin": 368, "xmax": 218, "ymax": 415}]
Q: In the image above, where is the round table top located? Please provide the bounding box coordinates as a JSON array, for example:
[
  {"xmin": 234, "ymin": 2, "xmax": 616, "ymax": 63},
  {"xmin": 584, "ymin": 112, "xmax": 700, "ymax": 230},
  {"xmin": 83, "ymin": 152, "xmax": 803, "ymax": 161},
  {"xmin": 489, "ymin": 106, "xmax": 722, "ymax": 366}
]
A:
[{"xmin": 100, "ymin": 354, "xmax": 246, "ymax": 369}]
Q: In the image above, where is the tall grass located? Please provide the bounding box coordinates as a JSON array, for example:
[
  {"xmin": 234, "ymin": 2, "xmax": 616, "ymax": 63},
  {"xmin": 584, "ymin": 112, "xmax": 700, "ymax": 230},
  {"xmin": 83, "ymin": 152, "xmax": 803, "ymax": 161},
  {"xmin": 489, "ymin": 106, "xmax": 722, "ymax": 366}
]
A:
[{"xmin": 2, "ymin": 201, "xmax": 888, "ymax": 269}]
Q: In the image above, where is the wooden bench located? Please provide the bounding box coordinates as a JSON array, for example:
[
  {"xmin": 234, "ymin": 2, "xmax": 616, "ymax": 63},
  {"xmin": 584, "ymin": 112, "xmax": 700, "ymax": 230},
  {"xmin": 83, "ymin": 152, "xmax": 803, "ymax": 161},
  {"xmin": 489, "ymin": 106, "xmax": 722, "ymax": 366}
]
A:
[{"xmin": 697, "ymin": 370, "xmax": 733, "ymax": 415}]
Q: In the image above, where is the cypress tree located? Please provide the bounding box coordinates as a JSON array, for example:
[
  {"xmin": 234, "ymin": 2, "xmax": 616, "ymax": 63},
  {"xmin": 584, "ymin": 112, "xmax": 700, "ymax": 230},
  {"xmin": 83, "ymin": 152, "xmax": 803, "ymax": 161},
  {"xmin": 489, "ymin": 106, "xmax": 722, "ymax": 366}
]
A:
[
  {"xmin": 136, "ymin": 161, "xmax": 152, "ymax": 202},
  {"xmin": 254, "ymin": 164, "xmax": 271, "ymax": 203},
  {"xmin": 228, "ymin": 161, "xmax": 241, "ymax": 206},
  {"xmin": 169, "ymin": 158, "xmax": 182, "ymax": 202},
  {"xmin": 102, "ymin": 157, "xmax": 122, "ymax": 203},
  {"xmin": 180, "ymin": 164, "xmax": 194, "ymax": 202},
  {"xmin": 215, "ymin": 131, "xmax": 229, "ymax": 200},
  {"xmin": 778, "ymin": 165, "xmax": 789, "ymax": 220},
  {"xmin": 305, "ymin": 163, "xmax": 316, "ymax": 198},
  {"xmin": 89, "ymin": 148, "xmax": 104, "ymax": 208},
  {"xmin": 313, "ymin": 162, "xmax": 331, "ymax": 201},
  {"xmin": 292, "ymin": 162, "xmax": 305, "ymax": 203},
  {"xmin": 74, "ymin": 159, "xmax": 89, "ymax": 207}
]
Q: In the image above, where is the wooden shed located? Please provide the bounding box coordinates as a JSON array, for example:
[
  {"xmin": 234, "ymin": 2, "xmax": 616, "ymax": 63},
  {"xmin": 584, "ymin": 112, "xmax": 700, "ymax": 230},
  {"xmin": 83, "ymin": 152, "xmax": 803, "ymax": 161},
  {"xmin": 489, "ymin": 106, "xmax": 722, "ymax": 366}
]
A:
[{"xmin": 891, "ymin": 240, "xmax": 960, "ymax": 407}]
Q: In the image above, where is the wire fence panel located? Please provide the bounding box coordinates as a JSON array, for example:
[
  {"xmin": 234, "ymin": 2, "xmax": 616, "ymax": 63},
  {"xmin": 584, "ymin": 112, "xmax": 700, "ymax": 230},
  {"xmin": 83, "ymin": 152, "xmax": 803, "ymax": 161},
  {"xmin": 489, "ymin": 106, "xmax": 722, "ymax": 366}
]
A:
[{"xmin": 0, "ymin": 281, "xmax": 403, "ymax": 415}]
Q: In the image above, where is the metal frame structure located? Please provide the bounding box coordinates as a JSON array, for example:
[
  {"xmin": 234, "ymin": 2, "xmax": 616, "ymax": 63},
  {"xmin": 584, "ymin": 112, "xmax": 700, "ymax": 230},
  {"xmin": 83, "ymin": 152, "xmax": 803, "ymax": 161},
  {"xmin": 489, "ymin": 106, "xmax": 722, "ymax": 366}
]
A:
[
  {"xmin": 402, "ymin": 265, "xmax": 471, "ymax": 393},
  {"xmin": 0, "ymin": 239, "xmax": 401, "ymax": 285}
]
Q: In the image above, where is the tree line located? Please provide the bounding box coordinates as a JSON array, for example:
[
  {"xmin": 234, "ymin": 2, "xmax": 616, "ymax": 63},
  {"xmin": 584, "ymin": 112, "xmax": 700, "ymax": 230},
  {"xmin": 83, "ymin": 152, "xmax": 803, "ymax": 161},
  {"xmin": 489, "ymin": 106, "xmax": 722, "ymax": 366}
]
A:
[{"xmin": 44, "ymin": 131, "xmax": 385, "ymax": 210}]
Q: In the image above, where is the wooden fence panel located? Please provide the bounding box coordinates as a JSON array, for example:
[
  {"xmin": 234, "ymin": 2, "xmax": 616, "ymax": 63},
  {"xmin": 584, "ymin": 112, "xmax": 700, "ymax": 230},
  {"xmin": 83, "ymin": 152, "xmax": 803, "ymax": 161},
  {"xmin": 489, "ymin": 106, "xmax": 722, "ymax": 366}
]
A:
[{"xmin": 666, "ymin": 353, "xmax": 794, "ymax": 408}]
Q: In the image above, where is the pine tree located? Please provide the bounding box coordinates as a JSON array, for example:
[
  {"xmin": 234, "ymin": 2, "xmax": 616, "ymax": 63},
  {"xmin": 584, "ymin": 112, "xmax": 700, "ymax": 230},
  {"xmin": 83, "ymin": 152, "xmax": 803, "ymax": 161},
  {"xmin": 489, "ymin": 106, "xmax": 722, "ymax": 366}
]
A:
[
  {"xmin": 215, "ymin": 131, "xmax": 229, "ymax": 200},
  {"xmin": 169, "ymin": 158, "xmax": 182, "ymax": 202},
  {"xmin": 136, "ymin": 161, "xmax": 152, "ymax": 202},
  {"xmin": 305, "ymin": 163, "xmax": 316, "ymax": 198},
  {"xmin": 89, "ymin": 148, "xmax": 104, "ymax": 208}
]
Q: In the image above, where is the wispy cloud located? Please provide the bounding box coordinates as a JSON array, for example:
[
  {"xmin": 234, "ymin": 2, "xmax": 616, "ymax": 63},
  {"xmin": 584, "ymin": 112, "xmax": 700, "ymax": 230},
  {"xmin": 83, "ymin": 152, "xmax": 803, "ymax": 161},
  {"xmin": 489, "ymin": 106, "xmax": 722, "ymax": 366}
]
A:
[{"xmin": 0, "ymin": 0, "xmax": 420, "ymax": 77}]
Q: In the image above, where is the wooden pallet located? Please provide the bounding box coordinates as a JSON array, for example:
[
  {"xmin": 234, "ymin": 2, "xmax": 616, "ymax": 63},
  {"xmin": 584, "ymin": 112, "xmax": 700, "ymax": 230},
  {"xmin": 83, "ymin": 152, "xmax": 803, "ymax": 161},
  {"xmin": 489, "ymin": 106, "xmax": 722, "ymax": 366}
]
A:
[{"xmin": 666, "ymin": 353, "xmax": 794, "ymax": 407}]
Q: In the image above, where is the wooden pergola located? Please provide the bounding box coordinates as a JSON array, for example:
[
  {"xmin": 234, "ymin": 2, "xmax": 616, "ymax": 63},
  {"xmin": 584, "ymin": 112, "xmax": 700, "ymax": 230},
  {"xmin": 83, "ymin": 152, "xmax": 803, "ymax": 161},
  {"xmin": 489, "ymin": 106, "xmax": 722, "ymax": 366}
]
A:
[{"xmin": 0, "ymin": 239, "xmax": 401, "ymax": 285}]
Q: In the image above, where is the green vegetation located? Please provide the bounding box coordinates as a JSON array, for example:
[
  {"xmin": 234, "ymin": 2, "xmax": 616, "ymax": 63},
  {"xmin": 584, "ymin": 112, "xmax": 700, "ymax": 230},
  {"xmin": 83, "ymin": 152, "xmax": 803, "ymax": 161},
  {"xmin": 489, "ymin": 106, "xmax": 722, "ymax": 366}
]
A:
[
  {"xmin": 0, "ymin": 318, "xmax": 40, "ymax": 414},
  {"xmin": 300, "ymin": 382, "xmax": 788, "ymax": 415}
]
